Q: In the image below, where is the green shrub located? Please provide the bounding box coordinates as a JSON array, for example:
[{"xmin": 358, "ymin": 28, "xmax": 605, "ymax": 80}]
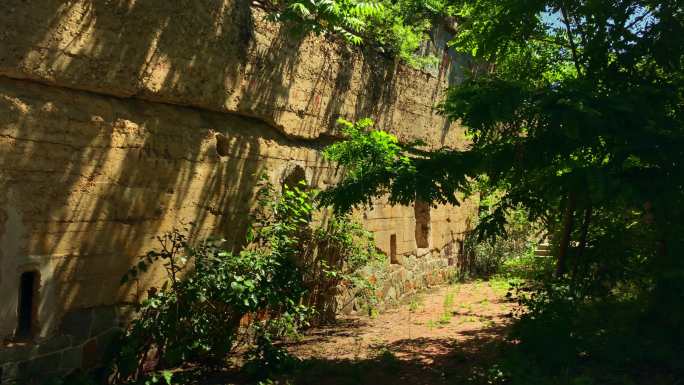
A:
[
  {"xmin": 474, "ymin": 273, "xmax": 684, "ymax": 385},
  {"xmin": 460, "ymin": 206, "xmax": 538, "ymax": 279},
  {"xmin": 110, "ymin": 177, "xmax": 381, "ymax": 382}
]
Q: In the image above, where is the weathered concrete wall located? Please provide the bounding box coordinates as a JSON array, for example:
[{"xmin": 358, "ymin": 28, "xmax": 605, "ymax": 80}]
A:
[
  {"xmin": 0, "ymin": 77, "xmax": 341, "ymax": 337},
  {"xmin": 0, "ymin": 1, "xmax": 476, "ymax": 382},
  {"xmin": 0, "ymin": 0, "xmax": 465, "ymax": 146}
]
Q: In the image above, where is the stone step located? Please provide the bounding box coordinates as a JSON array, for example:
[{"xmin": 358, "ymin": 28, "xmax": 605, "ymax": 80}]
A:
[{"xmin": 535, "ymin": 243, "xmax": 552, "ymax": 256}]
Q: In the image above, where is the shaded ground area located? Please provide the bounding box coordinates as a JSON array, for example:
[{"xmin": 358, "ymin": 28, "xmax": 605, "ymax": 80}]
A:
[
  {"xmin": 278, "ymin": 281, "xmax": 515, "ymax": 385},
  {"xmin": 143, "ymin": 256, "xmax": 681, "ymax": 385},
  {"xmin": 182, "ymin": 281, "xmax": 515, "ymax": 385}
]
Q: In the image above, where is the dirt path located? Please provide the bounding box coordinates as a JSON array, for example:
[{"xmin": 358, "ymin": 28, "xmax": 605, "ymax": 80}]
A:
[{"xmin": 280, "ymin": 281, "xmax": 515, "ymax": 385}]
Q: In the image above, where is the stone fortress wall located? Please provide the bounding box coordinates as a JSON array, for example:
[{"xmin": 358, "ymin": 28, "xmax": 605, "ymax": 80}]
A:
[{"xmin": 0, "ymin": 1, "xmax": 476, "ymax": 381}]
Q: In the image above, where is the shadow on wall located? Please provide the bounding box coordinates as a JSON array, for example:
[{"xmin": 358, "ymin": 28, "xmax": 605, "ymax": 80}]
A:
[
  {"xmin": 0, "ymin": 76, "xmax": 339, "ymax": 341},
  {"xmin": 0, "ymin": 0, "xmax": 419, "ymax": 140},
  {"xmin": 0, "ymin": 0, "xmax": 455, "ymax": 343},
  {"xmin": 1, "ymin": 1, "xmax": 303, "ymax": 130},
  {"xmin": 0, "ymin": 1, "xmax": 253, "ymax": 104},
  {"xmin": 0, "ymin": 0, "xmax": 293, "ymax": 341},
  {"xmin": 354, "ymin": 49, "xmax": 398, "ymax": 131}
]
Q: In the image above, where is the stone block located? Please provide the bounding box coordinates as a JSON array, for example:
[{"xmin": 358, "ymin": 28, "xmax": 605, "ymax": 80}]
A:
[
  {"xmin": 115, "ymin": 305, "xmax": 138, "ymax": 325},
  {"xmin": 38, "ymin": 335, "xmax": 72, "ymax": 355},
  {"xmin": 59, "ymin": 346, "xmax": 82, "ymax": 370},
  {"xmin": 340, "ymin": 300, "xmax": 355, "ymax": 315},
  {"xmin": 60, "ymin": 309, "xmax": 93, "ymax": 342},
  {"xmin": 1, "ymin": 362, "xmax": 19, "ymax": 382},
  {"xmin": 91, "ymin": 306, "xmax": 118, "ymax": 336},
  {"xmin": 81, "ymin": 339, "xmax": 99, "ymax": 369},
  {"xmin": 395, "ymin": 253, "xmax": 410, "ymax": 266},
  {"xmin": 0, "ymin": 344, "xmax": 37, "ymax": 363},
  {"xmin": 25, "ymin": 352, "xmax": 62, "ymax": 377},
  {"xmin": 386, "ymin": 287, "xmax": 397, "ymax": 302}
]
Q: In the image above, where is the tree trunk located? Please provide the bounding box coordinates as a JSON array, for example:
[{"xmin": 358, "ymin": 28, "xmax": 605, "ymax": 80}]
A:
[
  {"xmin": 577, "ymin": 205, "xmax": 592, "ymax": 258},
  {"xmin": 556, "ymin": 192, "xmax": 577, "ymax": 277},
  {"xmin": 643, "ymin": 201, "xmax": 667, "ymax": 257},
  {"xmin": 573, "ymin": 204, "xmax": 592, "ymax": 280},
  {"xmin": 560, "ymin": 4, "xmax": 583, "ymax": 75}
]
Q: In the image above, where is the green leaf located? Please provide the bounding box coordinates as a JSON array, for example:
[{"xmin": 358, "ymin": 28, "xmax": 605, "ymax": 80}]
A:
[{"xmin": 161, "ymin": 370, "xmax": 174, "ymax": 384}]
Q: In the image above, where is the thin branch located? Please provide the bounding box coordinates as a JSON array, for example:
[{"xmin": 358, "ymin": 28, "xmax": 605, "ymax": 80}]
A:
[
  {"xmin": 572, "ymin": 14, "xmax": 589, "ymax": 51},
  {"xmin": 556, "ymin": 191, "xmax": 576, "ymax": 277},
  {"xmin": 577, "ymin": 204, "xmax": 592, "ymax": 259},
  {"xmin": 624, "ymin": 8, "xmax": 654, "ymax": 32},
  {"xmin": 530, "ymin": 36, "xmax": 572, "ymax": 49},
  {"xmin": 560, "ymin": 4, "xmax": 584, "ymax": 76}
]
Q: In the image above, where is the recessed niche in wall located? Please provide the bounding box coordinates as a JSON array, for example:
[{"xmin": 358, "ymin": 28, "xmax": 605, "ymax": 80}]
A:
[
  {"xmin": 414, "ymin": 200, "xmax": 431, "ymax": 249},
  {"xmin": 16, "ymin": 271, "xmax": 39, "ymax": 338},
  {"xmin": 390, "ymin": 234, "xmax": 398, "ymax": 264},
  {"xmin": 215, "ymin": 133, "xmax": 231, "ymax": 157},
  {"xmin": 281, "ymin": 164, "xmax": 307, "ymax": 192}
]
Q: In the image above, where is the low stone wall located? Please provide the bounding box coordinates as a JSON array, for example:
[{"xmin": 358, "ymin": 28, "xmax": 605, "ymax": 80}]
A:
[
  {"xmin": 338, "ymin": 245, "xmax": 458, "ymax": 315},
  {"xmin": 1, "ymin": 306, "xmax": 126, "ymax": 384}
]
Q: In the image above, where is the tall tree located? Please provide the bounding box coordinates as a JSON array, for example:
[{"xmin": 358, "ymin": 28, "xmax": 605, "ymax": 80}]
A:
[{"xmin": 321, "ymin": 0, "xmax": 684, "ymax": 292}]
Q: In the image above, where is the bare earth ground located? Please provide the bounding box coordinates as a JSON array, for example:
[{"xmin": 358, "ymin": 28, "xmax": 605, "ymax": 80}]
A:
[
  {"xmin": 276, "ymin": 281, "xmax": 515, "ymax": 385},
  {"xmin": 189, "ymin": 281, "xmax": 515, "ymax": 384}
]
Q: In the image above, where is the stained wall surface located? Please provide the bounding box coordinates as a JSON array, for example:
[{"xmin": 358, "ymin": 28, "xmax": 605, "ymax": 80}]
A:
[{"xmin": 0, "ymin": 0, "xmax": 476, "ymax": 380}]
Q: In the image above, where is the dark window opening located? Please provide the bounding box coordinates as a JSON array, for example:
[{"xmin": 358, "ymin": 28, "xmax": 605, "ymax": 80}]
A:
[
  {"xmin": 414, "ymin": 200, "xmax": 431, "ymax": 249},
  {"xmin": 17, "ymin": 271, "xmax": 38, "ymax": 338},
  {"xmin": 390, "ymin": 234, "xmax": 398, "ymax": 264},
  {"xmin": 453, "ymin": 239, "xmax": 465, "ymax": 268}
]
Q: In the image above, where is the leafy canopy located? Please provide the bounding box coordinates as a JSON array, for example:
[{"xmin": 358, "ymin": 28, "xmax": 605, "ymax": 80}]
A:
[
  {"xmin": 256, "ymin": 0, "xmax": 456, "ymax": 67},
  {"xmin": 323, "ymin": 0, "xmax": 683, "ymax": 242},
  {"xmin": 321, "ymin": 2, "xmax": 683, "ymax": 380},
  {"xmin": 322, "ymin": 0, "xmax": 684, "ymax": 309}
]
